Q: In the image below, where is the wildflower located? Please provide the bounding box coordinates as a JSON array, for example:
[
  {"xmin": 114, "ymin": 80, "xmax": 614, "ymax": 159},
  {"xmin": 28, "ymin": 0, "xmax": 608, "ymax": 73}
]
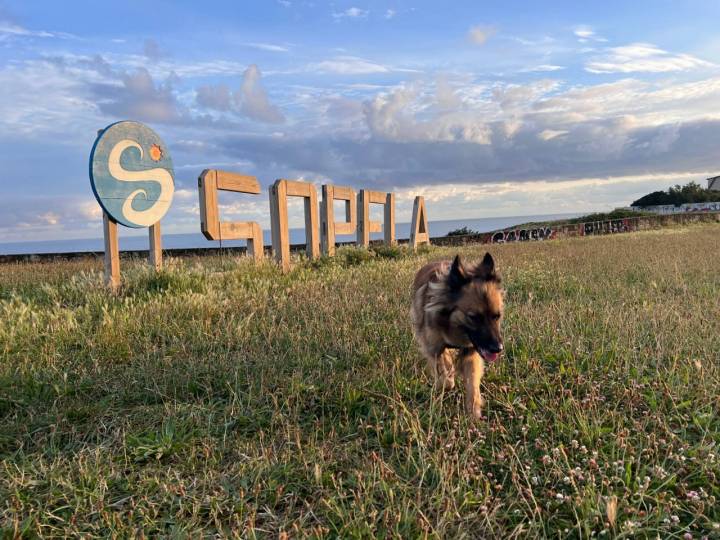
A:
[
  {"xmin": 556, "ymin": 493, "xmax": 565, "ymax": 501},
  {"xmin": 683, "ymin": 533, "xmax": 692, "ymax": 540},
  {"xmin": 671, "ymin": 515, "xmax": 680, "ymax": 524},
  {"xmin": 542, "ymin": 455, "xmax": 551, "ymax": 465}
]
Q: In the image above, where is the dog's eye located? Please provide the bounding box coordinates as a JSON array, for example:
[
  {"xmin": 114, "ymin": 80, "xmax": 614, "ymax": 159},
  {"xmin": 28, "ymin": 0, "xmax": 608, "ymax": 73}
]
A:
[{"xmin": 490, "ymin": 313, "xmax": 501, "ymax": 321}]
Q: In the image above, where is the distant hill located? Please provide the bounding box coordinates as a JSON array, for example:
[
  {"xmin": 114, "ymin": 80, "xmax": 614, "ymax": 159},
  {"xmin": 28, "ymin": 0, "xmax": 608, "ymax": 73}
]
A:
[{"xmin": 631, "ymin": 181, "xmax": 719, "ymax": 207}]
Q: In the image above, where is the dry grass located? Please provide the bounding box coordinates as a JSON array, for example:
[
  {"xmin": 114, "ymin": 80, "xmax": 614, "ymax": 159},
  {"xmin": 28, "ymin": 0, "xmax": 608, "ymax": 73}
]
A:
[{"xmin": 1, "ymin": 225, "xmax": 719, "ymax": 538}]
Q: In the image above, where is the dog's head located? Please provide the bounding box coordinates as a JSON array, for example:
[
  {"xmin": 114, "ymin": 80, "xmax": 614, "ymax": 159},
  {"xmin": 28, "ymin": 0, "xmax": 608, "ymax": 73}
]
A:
[{"xmin": 447, "ymin": 253, "xmax": 505, "ymax": 362}]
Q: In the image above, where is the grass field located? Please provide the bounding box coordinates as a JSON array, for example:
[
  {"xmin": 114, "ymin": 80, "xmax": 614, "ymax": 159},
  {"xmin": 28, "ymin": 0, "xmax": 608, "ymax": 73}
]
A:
[{"xmin": 1, "ymin": 224, "xmax": 720, "ymax": 538}]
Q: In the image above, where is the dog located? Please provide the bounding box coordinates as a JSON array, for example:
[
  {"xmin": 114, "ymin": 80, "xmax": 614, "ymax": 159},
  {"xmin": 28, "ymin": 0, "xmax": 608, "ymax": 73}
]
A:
[{"xmin": 410, "ymin": 253, "xmax": 504, "ymax": 418}]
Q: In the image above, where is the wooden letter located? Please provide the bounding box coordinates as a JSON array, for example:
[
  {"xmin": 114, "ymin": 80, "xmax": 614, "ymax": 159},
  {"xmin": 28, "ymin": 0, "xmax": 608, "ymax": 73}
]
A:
[
  {"xmin": 357, "ymin": 189, "xmax": 395, "ymax": 247},
  {"xmin": 198, "ymin": 169, "xmax": 264, "ymax": 262},
  {"xmin": 410, "ymin": 196, "xmax": 430, "ymax": 249},
  {"xmin": 269, "ymin": 179, "xmax": 320, "ymax": 272},
  {"xmin": 321, "ymin": 184, "xmax": 356, "ymax": 256}
]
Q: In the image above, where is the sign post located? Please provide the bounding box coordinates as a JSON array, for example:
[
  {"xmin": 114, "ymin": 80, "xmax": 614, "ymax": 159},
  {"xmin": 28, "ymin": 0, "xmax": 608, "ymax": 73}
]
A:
[{"xmin": 90, "ymin": 121, "xmax": 175, "ymax": 289}]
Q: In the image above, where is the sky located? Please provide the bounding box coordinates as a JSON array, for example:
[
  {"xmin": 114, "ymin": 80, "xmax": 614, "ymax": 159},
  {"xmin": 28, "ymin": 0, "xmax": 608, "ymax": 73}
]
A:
[{"xmin": 1, "ymin": 0, "xmax": 720, "ymax": 242}]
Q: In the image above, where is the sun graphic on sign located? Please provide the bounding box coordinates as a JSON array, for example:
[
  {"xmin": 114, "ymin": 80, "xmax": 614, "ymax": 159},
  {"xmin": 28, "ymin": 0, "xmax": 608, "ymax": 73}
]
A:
[{"xmin": 149, "ymin": 144, "xmax": 163, "ymax": 161}]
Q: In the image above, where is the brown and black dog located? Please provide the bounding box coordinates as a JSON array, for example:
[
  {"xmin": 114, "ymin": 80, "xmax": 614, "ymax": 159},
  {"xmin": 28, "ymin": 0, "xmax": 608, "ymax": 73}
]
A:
[{"xmin": 410, "ymin": 253, "xmax": 504, "ymax": 418}]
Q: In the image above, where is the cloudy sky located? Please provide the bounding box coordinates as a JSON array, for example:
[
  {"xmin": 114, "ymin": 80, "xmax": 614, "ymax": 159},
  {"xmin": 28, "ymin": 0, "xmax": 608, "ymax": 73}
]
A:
[{"xmin": 2, "ymin": 0, "xmax": 720, "ymax": 242}]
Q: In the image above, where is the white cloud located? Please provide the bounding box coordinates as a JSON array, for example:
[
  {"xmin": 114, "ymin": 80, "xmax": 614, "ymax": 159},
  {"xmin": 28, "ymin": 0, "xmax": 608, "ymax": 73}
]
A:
[
  {"xmin": 143, "ymin": 38, "xmax": 163, "ymax": 60},
  {"xmin": 538, "ymin": 129, "xmax": 568, "ymax": 141},
  {"xmin": 0, "ymin": 22, "xmax": 51, "ymax": 37},
  {"xmin": 574, "ymin": 27, "xmax": 595, "ymax": 39},
  {"xmin": 244, "ymin": 42, "xmax": 290, "ymax": 52},
  {"xmin": 0, "ymin": 21, "xmax": 56, "ymax": 38},
  {"xmin": 236, "ymin": 64, "xmax": 285, "ymax": 124},
  {"xmin": 196, "ymin": 84, "xmax": 233, "ymax": 111},
  {"xmin": 385, "ymin": 9, "xmax": 396, "ymax": 19},
  {"xmin": 194, "ymin": 64, "xmax": 285, "ymax": 123},
  {"xmin": 309, "ymin": 56, "xmax": 390, "ymax": 75},
  {"xmin": 573, "ymin": 25, "xmax": 607, "ymax": 43},
  {"xmin": 524, "ymin": 64, "xmax": 565, "ymax": 72},
  {"xmin": 93, "ymin": 67, "xmax": 183, "ymax": 123},
  {"xmin": 0, "ymin": 196, "xmax": 106, "ymax": 241},
  {"xmin": 0, "ymin": 59, "xmax": 99, "ymax": 136},
  {"xmin": 333, "ymin": 7, "xmax": 369, "ymax": 20},
  {"xmin": 586, "ymin": 43, "xmax": 713, "ymax": 73},
  {"xmin": 174, "ymin": 189, "xmax": 196, "ymax": 201},
  {"xmin": 468, "ymin": 25, "xmax": 496, "ymax": 45},
  {"xmin": 363, "ymin": 84, "xmax": 494, "ymax": 144},
  {"xmin": 394, "ymin": 170, "xmax": 715, "ymax": 220}
]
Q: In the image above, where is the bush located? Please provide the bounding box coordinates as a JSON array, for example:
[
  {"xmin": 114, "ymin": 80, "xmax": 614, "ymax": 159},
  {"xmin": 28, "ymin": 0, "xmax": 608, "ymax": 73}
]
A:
[
  {"xmin": 446, "ymin": 226, "xmax": 479, "ymax": 237},
  {"xmin": 336, "ymin": 246, "xmax": 376, "ymax": 266},
  {"xmin": 371, "ymin": 244, "xmax": 409, "ymax": 259}
]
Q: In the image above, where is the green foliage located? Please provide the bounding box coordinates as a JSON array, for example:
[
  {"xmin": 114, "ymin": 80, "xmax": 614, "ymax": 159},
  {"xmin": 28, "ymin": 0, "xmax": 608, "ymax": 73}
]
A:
[
  {"xmin": 1, "ymin": 226, "xmax": 720, "ymax": 537},
  {"xmin": 564, "ymin": 208, "xmax": 655, "ymax": 224},
  {"xmin": 337, "ymin": 245, "xmax": 376, "ymax": 266},
  {"xmin": 371, "ymin": 244, "xmax": 411, "ymax": 259},
  {"xmin": 446, "ymin": 226, "xmax": 480, "ymax": 237},
  {"xmin": 631, "ymin": 181, "xmax": 719, "ymax": 207}
]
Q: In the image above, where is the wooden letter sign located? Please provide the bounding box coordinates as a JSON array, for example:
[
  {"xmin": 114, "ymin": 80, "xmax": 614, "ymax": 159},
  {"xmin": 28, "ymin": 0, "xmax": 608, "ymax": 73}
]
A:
[
  {"xmin": 89, "ymin": 121, "xmax": 175, "ymax": 288},
  {"xmin": 320, "ymin": 184, "xmax": 356, "ymax": 256},
  {"xmin": 198, "ymin": 169, "xmax": 264, "ymax": 262},
  {"xmin": 357, "ymin": 189, "xmax": 395, "ymax": 247},
  {"xmin": 269, "ymin": 179, "xmax": 320, "ymax": 272},
  {"xmin": 410, "ymin": 196, "xmax": 430, "ymax": 249}
]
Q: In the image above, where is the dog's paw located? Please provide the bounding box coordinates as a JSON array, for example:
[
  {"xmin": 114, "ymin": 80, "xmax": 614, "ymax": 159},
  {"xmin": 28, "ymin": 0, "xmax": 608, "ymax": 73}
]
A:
[{"xmin": 466, "ymin": 395, "xmax": 485, "ymax": 420}]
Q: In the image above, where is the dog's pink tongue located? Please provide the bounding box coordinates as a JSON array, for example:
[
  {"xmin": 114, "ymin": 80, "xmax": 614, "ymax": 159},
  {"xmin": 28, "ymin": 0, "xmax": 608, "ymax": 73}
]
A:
[{"xmin": 483, "ymin": 351, "xmax": 499, "ymax": 363}]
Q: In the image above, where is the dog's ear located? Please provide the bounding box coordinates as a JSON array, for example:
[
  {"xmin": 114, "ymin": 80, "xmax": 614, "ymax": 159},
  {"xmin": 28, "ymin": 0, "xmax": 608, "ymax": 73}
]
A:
[
  {"xmin": 448, "ymin": 254, "xmax": 470, "ymax": 290},
  {"xmin": 475, "ymin": 252, "xmax": 497, "ymax": 281}
]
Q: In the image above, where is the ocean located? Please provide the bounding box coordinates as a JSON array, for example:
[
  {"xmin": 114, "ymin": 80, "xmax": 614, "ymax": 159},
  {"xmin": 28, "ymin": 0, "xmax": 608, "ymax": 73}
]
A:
[{"xmin": 0, "ymin": 213, "xmax": 584, "ymax": 255}]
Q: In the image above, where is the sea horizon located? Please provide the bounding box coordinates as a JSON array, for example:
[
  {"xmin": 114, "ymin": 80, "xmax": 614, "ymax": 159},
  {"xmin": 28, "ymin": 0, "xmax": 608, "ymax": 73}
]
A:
[{"xmin": 0, "ymin": 212, "xmax": 584, "ymax": 256}]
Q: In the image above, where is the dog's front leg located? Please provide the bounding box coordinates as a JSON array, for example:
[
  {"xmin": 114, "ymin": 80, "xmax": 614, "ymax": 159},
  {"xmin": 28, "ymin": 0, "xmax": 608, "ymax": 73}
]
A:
[
  {"xmin": 423, "ymin": 345, "xmax": 455, "ymax": 391},
  {"xmin": 460, "ymin": 348, "xmax": 485, "ymax": 419},
  {"xmin": 435, "ymin": 348, "xmax": 456, "ymax": 390}
]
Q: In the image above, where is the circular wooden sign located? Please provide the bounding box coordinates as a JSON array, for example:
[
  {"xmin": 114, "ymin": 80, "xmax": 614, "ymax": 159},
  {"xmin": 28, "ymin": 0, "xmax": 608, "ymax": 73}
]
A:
[{"xmin": 89, "ymin": 121, "xmax": 175, "ymax": 228}]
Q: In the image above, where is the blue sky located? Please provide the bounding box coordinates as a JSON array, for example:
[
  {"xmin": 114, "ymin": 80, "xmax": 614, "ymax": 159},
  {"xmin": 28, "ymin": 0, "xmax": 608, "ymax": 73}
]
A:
[{"xmin": 1, "ymin": 0, "xmax": 720, "ymax": 241}]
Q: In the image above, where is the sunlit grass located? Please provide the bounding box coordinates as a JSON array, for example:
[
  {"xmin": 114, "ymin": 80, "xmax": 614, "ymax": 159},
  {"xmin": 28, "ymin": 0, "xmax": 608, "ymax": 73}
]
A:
[{"xmin": 1, "ymin": 225, "xmax": 719, "ymax": 537}]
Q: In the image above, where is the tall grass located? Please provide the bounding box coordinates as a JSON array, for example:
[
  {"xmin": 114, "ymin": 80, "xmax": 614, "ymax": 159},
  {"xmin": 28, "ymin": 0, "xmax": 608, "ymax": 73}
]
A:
[{"xmin": 1, "ymin": 225, "xmax": 719, "ymax": 538}]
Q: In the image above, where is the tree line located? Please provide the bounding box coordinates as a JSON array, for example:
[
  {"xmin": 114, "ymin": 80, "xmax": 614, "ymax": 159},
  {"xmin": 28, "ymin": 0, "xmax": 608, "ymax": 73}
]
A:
[{"xmin": 631, "ymin": 181, "xmax": 719, "ymax": 207}]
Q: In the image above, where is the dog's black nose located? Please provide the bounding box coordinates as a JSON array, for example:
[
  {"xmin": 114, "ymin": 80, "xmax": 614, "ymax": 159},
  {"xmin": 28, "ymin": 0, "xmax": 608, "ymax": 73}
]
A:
[{"xmin": 488, "ymin": 343, "xmax": 503, "ymax": 354}]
